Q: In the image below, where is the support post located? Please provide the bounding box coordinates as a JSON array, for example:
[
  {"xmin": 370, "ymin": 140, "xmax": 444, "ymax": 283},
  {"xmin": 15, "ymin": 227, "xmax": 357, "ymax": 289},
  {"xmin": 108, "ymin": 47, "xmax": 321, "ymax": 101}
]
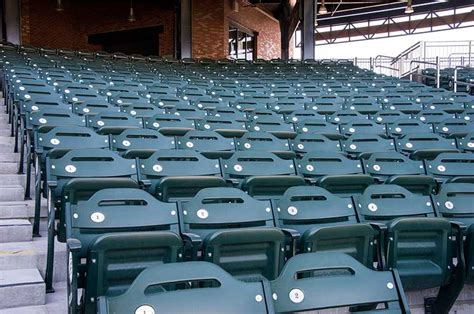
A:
[
  {"xmin": 179, "ymin": 0, "xmax": 192, "ymax": 59},
  {"xmin": 302, "ymin": 0, "xmax": 315, "ymax": 60},
  {"xmin": 3, "ymin": 0, "xmax": 20, "ymax": 44}
]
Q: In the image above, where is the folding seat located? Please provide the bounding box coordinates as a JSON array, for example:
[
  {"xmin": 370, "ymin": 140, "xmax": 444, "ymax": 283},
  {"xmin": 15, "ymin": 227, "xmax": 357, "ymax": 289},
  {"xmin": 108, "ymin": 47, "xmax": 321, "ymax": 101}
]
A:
[
  {"xmin": 396, "ymin": 133, "xmax": 458, "ymax": 159},
  {"xmin": 436, "ymin": 183, "xmax": 474, "ymax": 227},
  {"xmin": 361, "ymin": 151, "xmax": 424, "ymax": 181},
  {"xmin": 56, "ymin": 83, "xmax": 93, "ymax": 96},
  {"xmin": 283, "ymin": 110, "xmax": 324, "ymax": 124},
  {"xmin": 230, "ymin": 99, "xmax": 268, "ymax": 111},
  {"xmin": 296, "ymin": 152, "xmax": 372, "ymax": 196},
  {"xmin": 139, "ymin": 150, "xmax": 225, "ymax": 200},
  {"xmin": 290, "ymin": 133, "xmax": 340, "ymax": 154},
  {"xmin": 267, "ymin": 100, "xmax": 306, "ymax": 114},
  {"xmin": 140, "ymin": 85, "xmax": 176, "ymax": 98},
  {"xmin": 190, "ymin": 96, "xmax": 227, "ymax": 110},
  {"xmin": 447, "ymin": 92, "xmax": 474, "ymax": 108},
  {"xmin": 166, "ymin": 104, "xmax": 206, "ymax": 120},
  {"xmin": 383, "ymin": 216, "xmax": 462, "ymax": 311},
  {"xmin": 98, "ymin": 262, "xmax": 271, "ymax": 314},
  {"xmin": 73, "ymin": 100, "xmax": 118, "ymax": 116},
  {"xmin": 180, "ymin": 187, "xmax": 285, "ymax": 279},
  {"xmin": 434, "ymin": 118, "xmax": 474, "ymax": 138},
  {"xmin": 275, "ymin": 186, "xmax": 376, "ymax": 263},
  {"xmin": 340, "ymin": 119, "xmax": 387, "ymax": 137},
  {"xmin": 457, "ymin": 132, "xmax": 474, "ymax": 153},
  {"xmin": 63, "ymin": 90, "xmax": 107, "ymax": 104},
  {"xmin": 246, "ymin": 116, "xmax": 296, "ymax": 139},
  {"xmin": 176, "ymin": 130, "xmax": 234, "ymax": 158},
  {"xmin": 143, "ymin": 113, "xmax": 195, "ymax": 136},
  {"xmin": 66, "ymin": 188, "xmax": 183, "ymax": 313},
  {"xmin": 111, "ymin": 128, "xmax": 175, "ymax": 158},
  {"xmin": 343, "ymin": 100, "xmax": 383, "ymax": 114},
  {"xmin": 150, "ymin": 95, "xmax": 188, "ymax": 108},
  {"xmin": 87, "ymin": 111, "xmax": 142, "ymax": 135},
  {"xmin": 99, "ymin": 85, "xmax": 133, "ymax": 97},
  {"xmin": 327, "ymin": 110, "xmax": 367, "ymax": 125},
  {"xmin": 370, "ymin": 110, "xmax": 408, "ymax": 124},
  {"xmin": 120, "ymin": 103, "xmax": 165, "ymax": 119},
  {"xmin": 425, "ymin": 152, "xmax": 474, "ymax": 183},
  {"xmin": 382, "ymin": 99, "xmax": 423, "ymax": 114},
  {"xmin": 424, "ymin": 99, "xmax": 465, "ymax": 114},
  {"xmin": 221, "ymin": 151, "xmax": 304, "ymax": 198},
  {"xmin": 206, "ymin": 107, "xmax": 247, "ymax": 122},
  {"xmin": 387, "ymin": 119, "xmax": 433, "ymax": 138},
  {"xmin": 270, "ymin": 253, "xmax": 409, "ymax": 313},
  {"xmin": 44, "ymin": 149, "xmax": 140, "ymax": 291},
  {"xmin": 294, "ymin": 119, "xmax": 341, "ymax": 138},
  {"xmin": 247, "ymin": 108, "xmax": 283, "ymax": 121},
  {"xmin": 342, "ymin": 134, "xmax": 394, "ymax": 158},
  {"xmin": 305, "ymin": 99, "xmax": 343, "ymax": 115},
  {"xmin": 458, "ymin": 109, "xmax": 474, "ymax": 122},
  {"xmin": 415, "ymin": 109, "xmax": 456, "ymax": 124},
  {"xmin": 235, "ymin": 132, "xmax": 294, "ymax": 159},
  {"xmin": 30, "ymin": 126, "xmax": 109, "ymax": 235},
  {"xmin": 195, "ymin": 116, "xmax": 247, "ymax": 137}
]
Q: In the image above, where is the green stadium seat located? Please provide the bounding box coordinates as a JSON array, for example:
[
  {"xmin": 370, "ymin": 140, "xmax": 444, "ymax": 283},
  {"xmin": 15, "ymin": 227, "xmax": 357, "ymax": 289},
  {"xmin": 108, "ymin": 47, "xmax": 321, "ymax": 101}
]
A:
[
  {"xmin": 436, "ymin": 183, "xmax": 474, "ymax": 226},
  {"xmin": 370, "ymin": 110, "xmax": 409, "ymax": 124},
  {"xmin": 434, "ymin": 118, "xmax": 474, "ymax": 138},
  {"xmin": 139, "ymin": 150, "xmax": 226, "ymax": 201},
  {"xmin": 87, "ymin": 110, "xmax": 142, "ymax": 135},
  {"xmin": 246, "ymin": 116, "xmax": 296, "ymax": 139},
  {"xmin": 44, "ymin": 149, "xmax": 139, "ymax": 291},
  {"xmin": 166, "ymin": 104, "xmax": 207, "ymax": 120},
  {"xmin": 176, "ymin": 130, "xmax": 235, "ymax": 158},
  {"xmin": 120, "ymin": 103, "xmax": 166, "ymax": 118},
  {"xmin": 396, "ymin": 133, "xmax": 458, "ymax": 159},
  {"xmin": 72, "ymin": 100, "xmax": 118, "ymax": 116},
  {"xmin": 425, "ymin": 152, "xmax": 474, "ymax": 183},
  {"xmin": 97, "ymin": 261, "xmax": 271, "ymax": 314},
  {"xmin": 111, "ymin": 128, "xmax": 175, "ymax": 158},
  {"xmin": 66, "ymin": 188, "xmax": 182, "ymax": 313},
  {"xmin": 361, "ymin": 151, "xmax": 425, "ymax": 182},
  {"xmin": 290, "ymin": 133, "xmax": 340, "ymax": 154},
  {"xmin": 195, "ymin": 116, "xmax": 247, "ymax": 137},
  {"xmin": 221, "ymin": 151, "xmax": 305, "ymax": 197},
  {"xmin": 180, "ymin": 187, "xmax": 285, "ymax": 280},
  {"xmin": 340, "ymin": 119, "xmax": 387, "ymax": 137},
  {"xmin": 415, "ymin": 109, "xmax": 456, "ymax": 124},
  {"xmin": 387, "ymin": 119, "xmax": 433, "ymax": 137},
  {"xmin": 270, "ymin": 252, "xmax": 409, "ymax": 313},
  {"xmin": 327, "ymin": 110, "xmax": 367, "ymax": 125},
  {"xmin": 457, "ymin": 132, "xmax": 474, "ymax": 152},
  {"xmin": 342, "ymin": 134, "xmax": 395, "ymax": 158},
  {"xmin": 235, "ymin": 132, "xmax": 294, "ymax": 159},
  {"xmin": 143, "ymin": 113, "xmax": 195, "ymax": 136}
]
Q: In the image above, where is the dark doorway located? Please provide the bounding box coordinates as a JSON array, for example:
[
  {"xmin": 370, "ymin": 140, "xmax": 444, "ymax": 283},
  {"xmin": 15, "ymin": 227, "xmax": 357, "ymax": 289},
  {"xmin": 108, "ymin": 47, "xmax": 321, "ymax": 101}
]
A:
[{"xmin": 88, "ymin": 25, "xmax": 163, "ymax": 56}]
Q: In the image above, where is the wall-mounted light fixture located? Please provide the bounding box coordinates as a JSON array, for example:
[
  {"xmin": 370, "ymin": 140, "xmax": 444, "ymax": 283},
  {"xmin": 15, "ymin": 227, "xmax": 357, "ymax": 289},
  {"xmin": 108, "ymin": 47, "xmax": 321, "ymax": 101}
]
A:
[
  {"xmin": 405, "ymin": 0, "xmax": 414, "ymax": 14},
  {"xmin": 128, "ymin": 0, "xmax": 137, "ymax": 22},
  {"xmin": 55, "ymin": 0, "xmax": 64, "ymax": 12},
  {"xmin": 318, "ymin": 0, "xmax": 328, "ymax": 14}
]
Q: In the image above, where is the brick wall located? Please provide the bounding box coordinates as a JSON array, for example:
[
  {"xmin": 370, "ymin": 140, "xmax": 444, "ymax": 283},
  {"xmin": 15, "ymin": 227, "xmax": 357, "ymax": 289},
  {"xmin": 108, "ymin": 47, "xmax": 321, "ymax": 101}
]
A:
[
  {"xmin": 225, "ymin": 0, "xmax": 281, "ymax": 60},
  {"xmin": 20, "ymin": 0, "xmax": 281, "ymax": 60},
  {"xmin": 20, "ymin": 0, "xmax": 175, "ymax": 56}
]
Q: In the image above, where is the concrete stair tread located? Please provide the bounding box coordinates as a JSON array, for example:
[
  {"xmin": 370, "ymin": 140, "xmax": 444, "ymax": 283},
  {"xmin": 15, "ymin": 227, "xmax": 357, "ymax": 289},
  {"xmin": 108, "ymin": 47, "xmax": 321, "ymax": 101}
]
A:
[
  {"xmin": 0, "ymin": 268, "xmax": 43, "ymax": 286},
  {"xmin": 0, "ymin": 268, "xmax": 45, "ymax": 309},
  {"xmin": 0, "ymin": 219, "xmax": 31, "ymax": 226},
  {"xmin": 0, "ymin": 282, "xmax": 66, "ymax": 314}
]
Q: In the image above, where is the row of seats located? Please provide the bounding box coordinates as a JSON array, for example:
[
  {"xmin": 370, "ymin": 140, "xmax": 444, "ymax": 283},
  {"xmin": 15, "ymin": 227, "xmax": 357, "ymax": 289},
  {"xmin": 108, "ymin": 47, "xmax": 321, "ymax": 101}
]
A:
[{"xmin": 1, "ymin": 42, "xmax": 472, "ymax": 313}]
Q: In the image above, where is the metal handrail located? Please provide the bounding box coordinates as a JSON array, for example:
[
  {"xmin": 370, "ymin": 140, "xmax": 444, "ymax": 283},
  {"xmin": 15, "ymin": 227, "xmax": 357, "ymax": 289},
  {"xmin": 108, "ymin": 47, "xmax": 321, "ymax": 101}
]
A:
[
  {"xmin": 391, "ymin": 41, "xmax": 422, "ymax": 65},
  {"xmin": 373, "ymin": 55, "xmax": 396, "ymax": 74},
  {"xmin": 408, "ymin": 58, "xmax": 440, "ymax": 88}
]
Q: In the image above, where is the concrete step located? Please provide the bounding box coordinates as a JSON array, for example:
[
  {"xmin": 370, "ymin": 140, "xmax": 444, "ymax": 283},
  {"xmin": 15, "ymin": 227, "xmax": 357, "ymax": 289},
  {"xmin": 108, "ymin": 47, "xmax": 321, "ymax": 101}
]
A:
[
  {"xmin": 0, "ymin": 164, "xmax": 21, "ymax": 175},
  {"xmin": 0, "ymin": 238, "xmax": 67, "ymax": 282},
  {"xmin": 0, "ymin": 219, "xmax": 32, "ymax": 243},
  {"xmin": 0, "ymin": 186, "xmax": 24, "ymax": 202},
  {"xmin": 0, "ymin": 200, "xmax": 47, "ymax": 220},
  {"xmin": 0, "ymin": 130, "xmax": 12, "ymax": 137},
  {"xmin": 0, "ymin": 269, "xmax": 45, "ymax": 310},
  {"xmin": 0, "ymin": 174, "xmax": 27, "ymax": 186},
  {"xmin": 0, "ymin": 153, "xmax": 19, "ymax": 163},
  {"xmin": 0, "ymin": 136, "xmax": 14, "ymax": 145},
  {"xmin": 0, "ymin": 281, "xmax": 66, "ymax": 314}
]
